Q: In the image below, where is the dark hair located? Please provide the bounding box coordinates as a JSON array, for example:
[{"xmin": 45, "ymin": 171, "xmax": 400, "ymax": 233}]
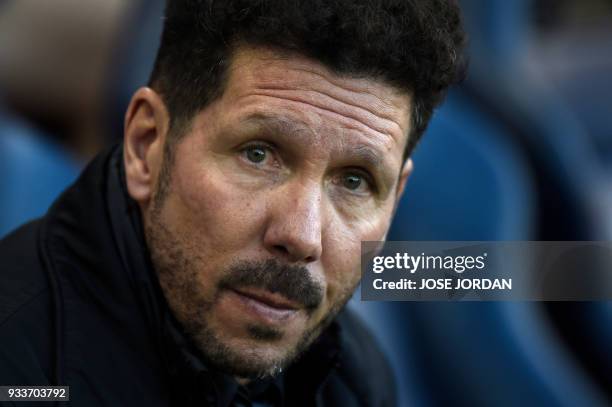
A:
[{"xmin": 149, "ymin": 0, "xmax": 466, "ymax": 160}]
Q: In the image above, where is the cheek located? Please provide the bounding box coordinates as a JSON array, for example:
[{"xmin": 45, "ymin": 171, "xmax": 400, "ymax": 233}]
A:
[
  {"xmin": 166, "ymin": 146, "xmax": 268, "ymax": 253},
  {"xmin": 321, "ymin": 207, "xmax": 394, "ymax": 300}
]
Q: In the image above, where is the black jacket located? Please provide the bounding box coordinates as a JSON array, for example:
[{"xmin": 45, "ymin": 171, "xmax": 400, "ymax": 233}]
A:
[{"xmin": 0, "ymin": 145, "xmax": 397, "ymax": 406}]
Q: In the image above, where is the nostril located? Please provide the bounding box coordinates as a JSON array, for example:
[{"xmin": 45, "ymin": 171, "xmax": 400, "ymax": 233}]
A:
[{"xmin": 273, "ymin": 245, "xmax": 290, "ymax": 255}]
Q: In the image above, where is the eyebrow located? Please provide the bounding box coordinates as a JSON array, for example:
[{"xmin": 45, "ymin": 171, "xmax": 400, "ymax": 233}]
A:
[
  {"xmin": 239, "ymin": 113, "xmax": 313, "ymax": 142},
  {"xmin": 350, "ymin": 144, "xmax": 383, "ymax": 168},
  {"xmin": 337, "ymin": 144, "xmax": 396, "ymax": 198}
]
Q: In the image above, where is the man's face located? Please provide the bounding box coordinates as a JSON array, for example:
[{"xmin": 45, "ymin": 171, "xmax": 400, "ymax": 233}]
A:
[{"xmin": 138, "ymin": 47, "xmax": 412, "ymax": 379}]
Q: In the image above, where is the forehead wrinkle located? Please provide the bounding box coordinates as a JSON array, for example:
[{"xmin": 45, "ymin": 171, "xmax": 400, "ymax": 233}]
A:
[
  {"xmin": 236, "ymin": 50, "xmax": 407, "ymax": 117},
  {"xmin": 253, "ymin": 76, "xmax": 404, "ymax": 129},
  {"xmin": 225, "ymin": 47, "xmax": 410, "ymax": 151},
  {"xmin": 288, "ymin": 65, "xmax": 407, "ymax": 121},
  {"xmin": 246, "ymin": 90, "xmax": 399, "ymax": 149},
  {"xmin": 251, "ymin": 82, "xmax": 404, "ymax": 142}
]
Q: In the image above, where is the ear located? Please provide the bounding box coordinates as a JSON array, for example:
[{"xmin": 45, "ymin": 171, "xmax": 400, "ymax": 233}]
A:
[
  {"xmin": 395, "ymin": 158, "xmax": 413, "ymax": 205},
  {"xmin": 123, "ymin": 87, "xmax": 169, "ymax": 206}
]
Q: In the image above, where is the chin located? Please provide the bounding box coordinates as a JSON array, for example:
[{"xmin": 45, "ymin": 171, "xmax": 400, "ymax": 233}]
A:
[{"xmin": 197, "ymin": 332, "xmax": 302, "ymax": 379}]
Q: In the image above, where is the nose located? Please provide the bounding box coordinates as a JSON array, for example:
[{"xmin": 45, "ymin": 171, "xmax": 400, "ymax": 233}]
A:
[{"xmin": 263, "ymin": 181, "xmax": 324, "ymax": 263}]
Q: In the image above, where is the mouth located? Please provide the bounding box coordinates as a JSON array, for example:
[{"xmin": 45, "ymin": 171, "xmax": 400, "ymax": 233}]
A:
[{"xmin": 229, "ymin": 287, "xmax": 301, "ymax": 324}]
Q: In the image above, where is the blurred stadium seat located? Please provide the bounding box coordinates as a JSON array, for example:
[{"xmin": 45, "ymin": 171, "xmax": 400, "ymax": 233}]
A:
[{"xmin": 0, "ymin": 106, "xmax": 80, "ymax": 237}]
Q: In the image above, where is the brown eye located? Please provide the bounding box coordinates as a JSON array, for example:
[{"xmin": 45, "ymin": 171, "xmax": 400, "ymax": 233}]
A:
[{"xmin": 245, "ymin": 146, "xmax": 267, "ymax": 163}]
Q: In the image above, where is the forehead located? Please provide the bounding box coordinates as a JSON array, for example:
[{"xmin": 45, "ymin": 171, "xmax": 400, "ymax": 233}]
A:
[{"xmin": 216, "ymin": 46, "xmax": 412, "ymax": 161}]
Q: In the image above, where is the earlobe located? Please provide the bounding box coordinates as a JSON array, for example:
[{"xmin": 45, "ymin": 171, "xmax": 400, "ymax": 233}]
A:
[{"xmin": 123, "ymin": 87, "xmax": 169, "ymax": 205}]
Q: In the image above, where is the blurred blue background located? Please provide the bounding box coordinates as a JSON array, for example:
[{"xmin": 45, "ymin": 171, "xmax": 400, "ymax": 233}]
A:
[{"xmin": 0, "ymin": 0, "xmax": 610, "ymax": 406}]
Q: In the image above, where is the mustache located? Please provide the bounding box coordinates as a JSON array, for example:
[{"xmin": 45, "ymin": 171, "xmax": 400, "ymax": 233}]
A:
[{"xmin": 218, "ymin": 259, "xmax": 324, "ymax": 311}]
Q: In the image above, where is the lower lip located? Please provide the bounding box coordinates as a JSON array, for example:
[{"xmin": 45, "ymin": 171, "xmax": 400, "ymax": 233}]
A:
[{"xmin": 228, "ymin": 289, "xmax": 299, "ymax": 324}]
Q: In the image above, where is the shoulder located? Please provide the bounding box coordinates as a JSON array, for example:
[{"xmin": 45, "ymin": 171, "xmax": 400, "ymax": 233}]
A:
[
  {"xmin": 323, "ymin": 307, "xmax": 398, "ymax": 406},
  {"xmin": 0, "ymin": 220, "xmax": 55, "ymax": 384},
  {"xmin": 0, "ymin": 220, "xmax": 48, "ymax": 323}
]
